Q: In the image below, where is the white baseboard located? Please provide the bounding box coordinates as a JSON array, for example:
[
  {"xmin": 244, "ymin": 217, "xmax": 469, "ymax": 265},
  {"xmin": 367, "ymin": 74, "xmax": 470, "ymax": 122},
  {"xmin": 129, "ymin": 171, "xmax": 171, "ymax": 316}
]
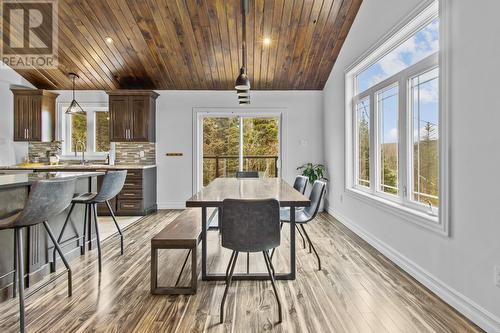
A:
[
  {"xmin": 157, "ymin": 202, "xmax": 186, "ymax": 209},
  {"xmin": 328, "ymin": 208, "xmax": 500, "ymax": 333}
]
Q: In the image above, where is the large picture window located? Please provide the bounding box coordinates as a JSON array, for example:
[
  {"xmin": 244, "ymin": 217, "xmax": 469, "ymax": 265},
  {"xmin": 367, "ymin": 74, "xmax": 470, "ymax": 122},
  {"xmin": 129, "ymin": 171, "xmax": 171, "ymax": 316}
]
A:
[{"xmin": 346, "ymin": 1, "xmax": 444, "ymax": 226}]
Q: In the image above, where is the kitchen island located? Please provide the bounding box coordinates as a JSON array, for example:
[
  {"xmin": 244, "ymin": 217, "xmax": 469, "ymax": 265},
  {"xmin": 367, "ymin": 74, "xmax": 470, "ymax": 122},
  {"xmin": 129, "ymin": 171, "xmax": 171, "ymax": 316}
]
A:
[
  {"xmin": 0, "ymin": 164, "xmax": 157, "ymax": 216},
  {"xmin": 0, "ymin": 171, "xmax": 104, "ymax": 301}
]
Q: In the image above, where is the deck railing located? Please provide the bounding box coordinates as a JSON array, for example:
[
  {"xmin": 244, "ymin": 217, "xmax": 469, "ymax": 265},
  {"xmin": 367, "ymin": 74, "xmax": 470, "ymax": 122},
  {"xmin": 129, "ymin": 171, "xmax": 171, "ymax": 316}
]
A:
[{"xmin": 203, "ymin": 155, "xmax": 279, "ymax": 185}]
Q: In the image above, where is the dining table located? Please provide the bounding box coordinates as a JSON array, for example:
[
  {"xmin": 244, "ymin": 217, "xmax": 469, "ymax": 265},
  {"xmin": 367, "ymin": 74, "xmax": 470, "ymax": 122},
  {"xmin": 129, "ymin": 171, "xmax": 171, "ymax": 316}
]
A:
[{"xmin": 185, "ymin": 177, "xmax": 310, "ymax": 281}]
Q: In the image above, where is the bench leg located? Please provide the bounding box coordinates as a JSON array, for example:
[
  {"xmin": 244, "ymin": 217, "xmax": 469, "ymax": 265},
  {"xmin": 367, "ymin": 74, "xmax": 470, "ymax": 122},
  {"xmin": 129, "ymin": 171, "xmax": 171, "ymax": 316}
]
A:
[
  {"xmin": 151, "ymin": 246, "xmax": 198, "ymax": 295},
  {"xmin": 175, "ymin": 249, "xmax": 192, "ymax": 287},
  {"xmin": 191, "ymin": 246, "xmax": 197, "ymax": 292},
  {"xmin": 151, "ymin": 247, "xmax": 158, "ymax": 293}
]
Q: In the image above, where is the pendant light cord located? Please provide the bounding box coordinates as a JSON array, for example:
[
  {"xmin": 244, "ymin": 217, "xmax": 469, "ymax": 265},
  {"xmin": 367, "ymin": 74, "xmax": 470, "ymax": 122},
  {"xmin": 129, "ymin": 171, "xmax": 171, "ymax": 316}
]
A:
[{"xmin": 241, "ymin": 0, "xmax": 248, "ymax": 70}]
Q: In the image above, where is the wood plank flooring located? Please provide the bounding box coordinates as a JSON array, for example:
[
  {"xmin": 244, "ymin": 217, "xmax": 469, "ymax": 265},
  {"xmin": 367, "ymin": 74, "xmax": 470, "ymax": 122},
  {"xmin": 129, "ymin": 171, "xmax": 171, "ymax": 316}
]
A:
[{"xmin": 0, "ymin": 210, "xmax": 481, "ymax": 332}]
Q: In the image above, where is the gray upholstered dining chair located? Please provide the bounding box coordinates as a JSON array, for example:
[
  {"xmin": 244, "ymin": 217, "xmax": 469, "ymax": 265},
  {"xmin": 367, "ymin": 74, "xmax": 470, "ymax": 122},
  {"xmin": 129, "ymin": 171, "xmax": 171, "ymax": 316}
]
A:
[
  {"xmin": 54, "ymin": 170, "xmax": 127, "ymax": 273},
  {"xmin": 0, "ymin": 178, "xmax": 76, "ymax": 333},
  {"xmin": 280, "ymin": 175, "xmax": 309, "ymax": 248},
  {"xmin": 293, "ymin": 175, "xmax": 308, "ymax": 194},
  {"xmin": 220, "ymin": 198, "xmax": 282, "ymax": 324},
  {"xmin": 277, "ymin": 180, "xmax": 326, "ymax": 270},
  {"xmin": 235, "ymin": 170, "xmax": 260, "ymax": 273},
  {"xmin": 235, "ymin": 171, "xmax": 259, "ymax": 178}
]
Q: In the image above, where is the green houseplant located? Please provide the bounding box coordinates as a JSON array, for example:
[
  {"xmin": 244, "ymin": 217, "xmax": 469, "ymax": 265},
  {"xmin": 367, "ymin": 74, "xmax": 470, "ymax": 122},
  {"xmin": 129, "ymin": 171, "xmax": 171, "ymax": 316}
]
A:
[{"xmin": 297, "ymin": 163, "xmax": 328, "ymax": 184}]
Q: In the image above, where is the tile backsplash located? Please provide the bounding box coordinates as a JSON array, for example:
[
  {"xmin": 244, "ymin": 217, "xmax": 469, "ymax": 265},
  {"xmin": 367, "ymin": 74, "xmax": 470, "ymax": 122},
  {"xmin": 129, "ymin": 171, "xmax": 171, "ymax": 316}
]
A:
[
  {"xmin": 27, "ymin": 141, "xmax": 156, "ymax": 165},
  {"xmin": 114, "ymin": 142, "xmax": 156, "ymax": 165},
  {"xmin": 28, "ymin": 141, "xmax": 61, "ymax": 163}
]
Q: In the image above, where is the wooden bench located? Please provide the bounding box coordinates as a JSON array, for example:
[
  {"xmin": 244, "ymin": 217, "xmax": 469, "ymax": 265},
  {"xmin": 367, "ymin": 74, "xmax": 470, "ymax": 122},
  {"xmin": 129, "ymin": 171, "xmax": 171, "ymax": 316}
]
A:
[{"xmin": 151, "ymin": 208, "xmax": 202, "ymax": 295}]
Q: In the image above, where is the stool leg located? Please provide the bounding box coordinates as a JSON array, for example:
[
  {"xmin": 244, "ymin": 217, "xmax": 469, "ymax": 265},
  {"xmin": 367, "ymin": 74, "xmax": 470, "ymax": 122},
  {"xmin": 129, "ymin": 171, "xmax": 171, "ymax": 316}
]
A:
[
  {"xmin": 13, "ymin": 230, "xmax": 17, "ymax": 298},
  {"xmin": 15, "ymin": 228, "xmax": 25, "ymax": 333},
  {"xmin": 106, "ymin": 200, "xmax": 123, "ymax": 255},
  {"xmin": 220, "ymin": 251, "xmax": 238, "ymax": 323},
  {"xmin": 81, "ymin": 204, "xmax": 88, "ymax": 255},
  {"xmin": 53, "ymin": 202, "xmax": 75, "ymax": 272},
  {"xmin": 88, "ymin": 203, "xmax": 93, "ymax": 251},
  {"xmin": 43, "ymin": 221, "xmax": 72, "ymax": 297},
  {"xmin": 270, "ymin": 223, "xmax": 284, "ymax": 261},
  {"xmin": 296, "ymin": 225, "xmax": 306, "ymax": 249},
  {"xmin": 300, "ymin": 224, "xmax": 321, "ymax": 270},
  {"xmin": 263, "ymin": 251, "xmax": 282, "ymax": 323},
  {"xmin": 92, "ymin": 204, "xmax": 102, "ymax": 273}
]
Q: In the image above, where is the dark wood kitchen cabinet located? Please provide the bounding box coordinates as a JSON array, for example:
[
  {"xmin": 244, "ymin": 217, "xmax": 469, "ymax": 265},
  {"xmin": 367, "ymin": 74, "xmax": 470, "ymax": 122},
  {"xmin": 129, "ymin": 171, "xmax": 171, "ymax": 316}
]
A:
[
  {"xmin": 12, "ymin": 89, "xmax": 58, "ymax": 142},
  {"xmin": 107, "ymin": 90, "xmax": 158, "ymax": 142},
  {"xmin": 97, "ymin": 167, "xmax": 157, "ymax": 216}
]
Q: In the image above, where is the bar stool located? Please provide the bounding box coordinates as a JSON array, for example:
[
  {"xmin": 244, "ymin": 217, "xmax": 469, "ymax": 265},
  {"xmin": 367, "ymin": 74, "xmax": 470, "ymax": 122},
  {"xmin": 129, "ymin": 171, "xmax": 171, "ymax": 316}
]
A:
[
  {"xmin": 54, "ymin": 170, "xmax": 127, "ymax": 273},
  {"xmin": 276, "ymin": 180, "xmax": 326, "ymax": 270},
  {"xmin": 220, "ymin": 198, "xmax": 282, "ymax": 324},
  {"xmin": 0, "ymin": 178, "xmax": 76, "ymax": 333}
]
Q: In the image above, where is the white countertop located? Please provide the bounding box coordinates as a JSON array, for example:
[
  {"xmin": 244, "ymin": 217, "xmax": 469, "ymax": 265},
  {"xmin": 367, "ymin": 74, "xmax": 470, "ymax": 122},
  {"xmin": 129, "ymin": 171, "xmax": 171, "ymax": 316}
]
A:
[{"xmin": 0, "ymin": 164, "xmax": 156, "ymax": 170}]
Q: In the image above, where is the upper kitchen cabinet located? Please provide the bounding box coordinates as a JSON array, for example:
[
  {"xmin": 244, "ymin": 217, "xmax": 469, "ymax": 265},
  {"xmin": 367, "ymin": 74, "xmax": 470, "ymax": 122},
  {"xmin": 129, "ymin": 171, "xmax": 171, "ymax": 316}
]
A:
[
  {"xmin": 11, "ymin": 89, "xmax": 59, "ymax": 142},
  {"xmin": 107, "ymin": 90, "xmax": 159, "ymax": 142}
]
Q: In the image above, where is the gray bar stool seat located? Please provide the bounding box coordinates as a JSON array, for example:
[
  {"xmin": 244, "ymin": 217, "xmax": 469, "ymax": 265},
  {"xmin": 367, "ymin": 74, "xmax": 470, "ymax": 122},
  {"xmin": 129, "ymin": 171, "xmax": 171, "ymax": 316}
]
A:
[
  {"xmin": 71, "ymin": 192, "xmax": 97, "ymax": 203},
  {"xmin": 219, "ymin": 198, "xmax": 282, "ymax": 324},
  {"xmin": 54, "ymin": 170, "xmax": 127, "ymax": 273},
  {"xmin": 276, "ymin": 180, "xmax": 326, "ymax": 270},
  {"xmin": 0, "ymin": 178, "xmax": 76, "ymax": 333}
]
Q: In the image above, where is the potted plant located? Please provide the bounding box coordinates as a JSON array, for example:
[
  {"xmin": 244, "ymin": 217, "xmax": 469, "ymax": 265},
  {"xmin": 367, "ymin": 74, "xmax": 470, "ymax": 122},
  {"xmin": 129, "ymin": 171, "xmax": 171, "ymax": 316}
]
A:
[{"xmin": 297, "ymin": 163, "xmax": 328, "ymax": 211}]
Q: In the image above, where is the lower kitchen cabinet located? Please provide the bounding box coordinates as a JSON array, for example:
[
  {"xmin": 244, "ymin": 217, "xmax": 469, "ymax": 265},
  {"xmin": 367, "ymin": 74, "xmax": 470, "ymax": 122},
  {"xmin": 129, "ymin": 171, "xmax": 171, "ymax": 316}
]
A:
[{"xmin": 97, "ymin": 167, "xmax": 157, "ymax": 216}]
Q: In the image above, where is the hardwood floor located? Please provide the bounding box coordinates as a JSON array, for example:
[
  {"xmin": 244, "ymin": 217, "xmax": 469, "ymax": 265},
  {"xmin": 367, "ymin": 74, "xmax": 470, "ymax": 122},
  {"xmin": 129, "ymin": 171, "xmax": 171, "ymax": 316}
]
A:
[{"xmin": 0, "ymin": 210, "xmax": 481, "ymax": 332}]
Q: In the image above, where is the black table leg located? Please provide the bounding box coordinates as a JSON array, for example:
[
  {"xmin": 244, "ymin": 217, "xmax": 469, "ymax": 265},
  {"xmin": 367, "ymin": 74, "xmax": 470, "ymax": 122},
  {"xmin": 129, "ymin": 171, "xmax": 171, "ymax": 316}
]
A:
[
  {"xmin": 201, "ymin": 207, "xmax": 207, "ymax": 280},
  {"xmin": 289, "ymin": 205, "xmax": 296, "ymax": 280}
]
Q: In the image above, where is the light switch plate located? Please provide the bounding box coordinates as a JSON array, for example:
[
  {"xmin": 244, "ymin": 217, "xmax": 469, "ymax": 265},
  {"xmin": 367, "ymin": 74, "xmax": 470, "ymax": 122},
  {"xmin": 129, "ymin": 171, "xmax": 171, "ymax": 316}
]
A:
[{"xmin": 139, "ymin": 150, "xmax": 145, "ymax": 158}]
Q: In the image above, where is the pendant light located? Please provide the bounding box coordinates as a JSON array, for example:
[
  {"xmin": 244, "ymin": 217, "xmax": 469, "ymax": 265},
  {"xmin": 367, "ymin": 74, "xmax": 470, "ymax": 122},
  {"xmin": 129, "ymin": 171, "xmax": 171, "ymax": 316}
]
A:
[
  {"xmin": 65, "ymin": 73, "xmax": 85, "ymax": 114},
  {"xmin": 235, "ymin": 0, "xmax": 250, "ymax": 104}
]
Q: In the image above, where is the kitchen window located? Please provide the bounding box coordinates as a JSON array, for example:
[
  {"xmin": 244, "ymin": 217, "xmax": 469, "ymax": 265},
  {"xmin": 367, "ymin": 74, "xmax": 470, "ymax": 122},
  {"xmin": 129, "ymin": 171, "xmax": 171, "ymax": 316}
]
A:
[
  {"xmin": 345, "ymin": 1, "xmax": 448, "ymax": 233},
  {"xmin": 63, "ymin": 105, "xmax": 110, "ymax": 156}
]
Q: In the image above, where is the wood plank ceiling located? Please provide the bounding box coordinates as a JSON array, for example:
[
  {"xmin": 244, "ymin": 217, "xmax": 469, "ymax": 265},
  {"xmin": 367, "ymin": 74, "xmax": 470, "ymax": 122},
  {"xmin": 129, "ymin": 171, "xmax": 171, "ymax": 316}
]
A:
[{"xmin": 14, "ymin": 0, "xmax": 362, "ymax": 90}]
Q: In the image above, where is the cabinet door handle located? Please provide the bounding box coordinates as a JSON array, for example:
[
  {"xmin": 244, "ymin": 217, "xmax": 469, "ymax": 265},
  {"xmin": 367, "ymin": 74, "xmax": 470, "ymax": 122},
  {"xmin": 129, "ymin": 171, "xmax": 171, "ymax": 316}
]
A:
[{"xmin": 26, "ymin": 129, "xmax": 29, "ymax": 139}]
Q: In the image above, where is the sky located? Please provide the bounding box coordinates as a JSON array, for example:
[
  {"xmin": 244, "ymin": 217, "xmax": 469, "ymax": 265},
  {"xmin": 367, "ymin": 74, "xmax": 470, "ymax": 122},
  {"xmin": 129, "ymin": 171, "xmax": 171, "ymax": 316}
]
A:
[{"xmin": 356, "ymin": 19, "xmax": 440, "ymax": 144}]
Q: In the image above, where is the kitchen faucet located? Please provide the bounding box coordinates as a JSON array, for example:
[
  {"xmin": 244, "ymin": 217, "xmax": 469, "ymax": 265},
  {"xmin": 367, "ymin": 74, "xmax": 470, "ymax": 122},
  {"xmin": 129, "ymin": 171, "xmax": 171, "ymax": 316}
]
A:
[{"xmin": 75, "ymin": 140, "xmax": 87, "ymax": 165}]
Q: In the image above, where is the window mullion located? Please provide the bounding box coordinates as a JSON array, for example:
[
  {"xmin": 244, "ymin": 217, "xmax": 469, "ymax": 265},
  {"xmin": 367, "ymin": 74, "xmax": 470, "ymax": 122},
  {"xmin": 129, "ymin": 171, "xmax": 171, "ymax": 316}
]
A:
[
  {"xmin": 369, "ymin": 94, "xmax": 376, "ymax": 194},
  {"xmin": 399, "ymin": 76, "xmax": 408, "ymax": 203}
]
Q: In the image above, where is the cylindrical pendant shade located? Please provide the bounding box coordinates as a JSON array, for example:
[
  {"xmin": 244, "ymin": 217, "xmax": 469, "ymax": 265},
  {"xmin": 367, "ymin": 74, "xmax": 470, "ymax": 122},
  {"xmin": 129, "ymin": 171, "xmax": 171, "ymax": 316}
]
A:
[{"xmin": 235, "ymin": 67, "xmax": 250, "ymax": 90}]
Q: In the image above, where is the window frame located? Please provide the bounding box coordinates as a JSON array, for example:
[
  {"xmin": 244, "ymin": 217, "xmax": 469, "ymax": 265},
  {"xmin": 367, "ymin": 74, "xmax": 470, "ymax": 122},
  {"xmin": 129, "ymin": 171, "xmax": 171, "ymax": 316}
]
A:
[
  {"xmin": 58, "ymin": 102, "xmax": 110, "ymax": 158},
  {"xmin": 344, "ymin": 0, "xmax": 450, "ymax": 235}
]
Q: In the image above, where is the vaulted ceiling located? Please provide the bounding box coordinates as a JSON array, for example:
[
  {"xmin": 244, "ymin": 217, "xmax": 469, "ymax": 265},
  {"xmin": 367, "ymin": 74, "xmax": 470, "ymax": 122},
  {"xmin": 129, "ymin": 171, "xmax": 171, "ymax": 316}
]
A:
[{"xmin": 14, "ymin": 0, "xmax": 362, "ymax": 90}]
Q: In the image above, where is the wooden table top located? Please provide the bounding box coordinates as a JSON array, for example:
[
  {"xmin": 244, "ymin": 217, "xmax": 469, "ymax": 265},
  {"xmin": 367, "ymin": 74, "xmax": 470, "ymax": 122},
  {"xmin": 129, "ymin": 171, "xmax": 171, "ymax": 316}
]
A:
[{"xmin": 186, "ymin": 178, "xmax": 310, "ymax": 207}]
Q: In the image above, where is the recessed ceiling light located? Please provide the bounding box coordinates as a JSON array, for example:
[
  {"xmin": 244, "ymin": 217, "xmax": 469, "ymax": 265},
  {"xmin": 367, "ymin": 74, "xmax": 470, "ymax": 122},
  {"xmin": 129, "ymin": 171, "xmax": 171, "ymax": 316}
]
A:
[
  {"xmin": 263, "ymin": 37, "xmax": 271, "ymax": 46},
  {"xmin": 105, "ymin": 36, "xmax": 114, "ymax": 44}
]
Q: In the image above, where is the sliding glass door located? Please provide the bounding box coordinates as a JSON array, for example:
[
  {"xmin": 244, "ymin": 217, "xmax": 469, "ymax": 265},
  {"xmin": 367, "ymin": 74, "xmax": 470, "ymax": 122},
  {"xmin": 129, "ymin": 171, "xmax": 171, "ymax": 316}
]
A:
[{"xmin": 200, "ymin": 114, "xmax": 281, "ymax": 187}]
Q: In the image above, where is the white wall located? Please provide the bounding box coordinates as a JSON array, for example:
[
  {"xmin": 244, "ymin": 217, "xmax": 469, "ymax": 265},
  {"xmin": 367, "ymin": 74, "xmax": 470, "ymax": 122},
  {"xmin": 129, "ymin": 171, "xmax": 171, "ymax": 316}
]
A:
[
  {"xmin": 323, "ymin": 0, "xmax": 500, "ymax": 331},
  {"xmin": 0, "ymin": 63, "xmax": 34, "ymax": 165},
  {"xmin": 54, "ymin": 90, "xmax": 324, "ymax": 208},
  {"xmin": 158, "ymin": 91, "xmax": 324, "ymax": 208}
]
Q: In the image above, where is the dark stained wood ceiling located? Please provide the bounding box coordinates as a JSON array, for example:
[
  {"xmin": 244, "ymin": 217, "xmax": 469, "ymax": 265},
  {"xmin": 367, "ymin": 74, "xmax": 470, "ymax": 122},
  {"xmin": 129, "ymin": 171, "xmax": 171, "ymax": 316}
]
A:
[{"xmin": 14, "ymin": 0, "xmax": 362, "ymax": 90}]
